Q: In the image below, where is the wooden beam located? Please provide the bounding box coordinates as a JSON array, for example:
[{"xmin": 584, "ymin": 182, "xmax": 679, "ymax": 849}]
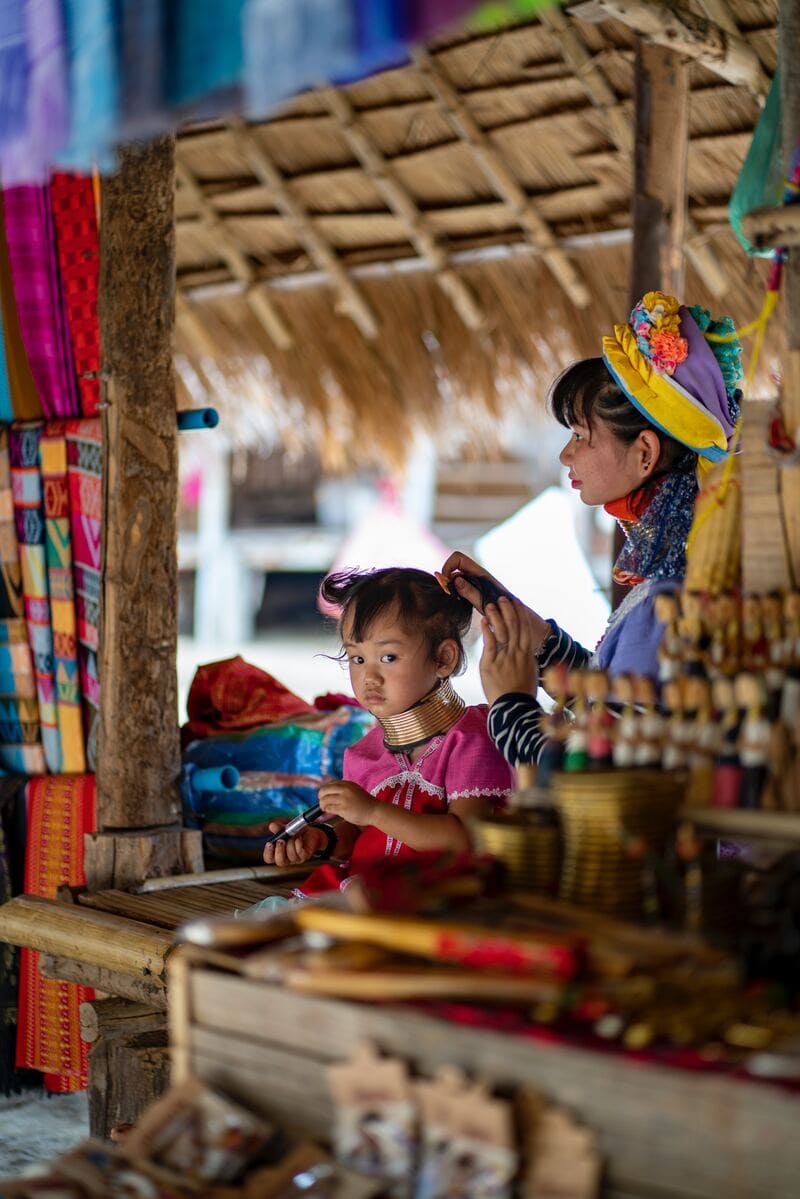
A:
[
  {"xmin": 569, "ymin": 0, "xmax": 769, "ymax": 99},
  {"xmin": 175, "ymin": 159, "xmax": 292, "ymax": 350},
  {"xmin": 412, "ymin": 48, "xmax": 590, "ymax": 309},
  {"xmin": 228, "ymin": 120, "xmax": 379, "ymax": 340},
  {"xmin": 544, "ymin": 6, "xmax": 729, "ymax": 297},
  {"xmin": 322, "ymin": 86, "xmax": 486, "ymax": 331},
  {"xmin": 779, "ymin": 0, "xmax": 800, "ymax": 587},
  {"xmin": 40, "ymin": 954, "xmax": 167, "ymax": 1009},
  {"xmin": 98, "ymin": 137, "xmax": 184, "ymax": 855}
]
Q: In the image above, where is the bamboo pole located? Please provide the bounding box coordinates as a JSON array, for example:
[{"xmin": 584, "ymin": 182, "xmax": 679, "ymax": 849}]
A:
[
  {"xmin": 175, "ymin": 159, "xmax": 293, "ymax": 350},
  {"xmin": 412, "ymin": 48, "xmax": 590, "ymax": 309},
  {"xmin": 229, "ymin": 119, "xmax": 379, "ymax": 340},
  {"xmin": 779, "ymin": 0, "xmax": 800, "ymax": 586},
  {"xmin": 0, "ymin": 896, "xmax": 174, "ymax": 977},
  {"xmin": 322, "ymin": 86, "xmax": 486, "ymax": 332},
  {"xmin": 571, "ymin": 0, "xmax": 769, "ymax": 99}
]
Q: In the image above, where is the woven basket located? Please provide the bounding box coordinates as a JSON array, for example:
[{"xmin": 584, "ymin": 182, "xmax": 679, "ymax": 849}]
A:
[
  {"xmin": 553, "ymin": 770, "xmax": 686, "ymax": 918},
  {"xmin": 469, "ymin": 809, "xmax": 561, "ymax": 894}
]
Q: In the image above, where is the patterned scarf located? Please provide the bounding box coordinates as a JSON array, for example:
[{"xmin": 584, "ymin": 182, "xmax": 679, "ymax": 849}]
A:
[{"xmin": 605, "ymin": 471, "xmax": 697, "ymax": 587}]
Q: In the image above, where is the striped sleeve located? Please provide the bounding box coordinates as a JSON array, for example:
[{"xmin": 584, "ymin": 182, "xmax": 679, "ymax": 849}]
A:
[
  {"xmin": 487, "ymin": 692, "xmax": 548, "ymax": 765},
  {"xmin": 538, "ymin": 618, "xmax": 592, "ymax": 672}
]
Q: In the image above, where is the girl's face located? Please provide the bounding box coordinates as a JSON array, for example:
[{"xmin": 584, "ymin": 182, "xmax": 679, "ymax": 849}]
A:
[
  {"xmin": 342, "ymin": 607, "xmax": 452, "ymax": 718},
  {"xmin": 559, "ymin": 413, "xmax": 657, "ymax": 506}
]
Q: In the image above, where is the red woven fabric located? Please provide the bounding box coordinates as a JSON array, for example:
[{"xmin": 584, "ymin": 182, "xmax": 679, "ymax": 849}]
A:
[
  {"xmin": 16, "ymin": 774, "xmax": 96, "ymax": 1092},
  {"xmin": 50, "ymin": 174, "xmax": 100, "ymax": 417},
  {"xmin": 185, "ymin": 655, "xmax": 315, "ymax": 739}
]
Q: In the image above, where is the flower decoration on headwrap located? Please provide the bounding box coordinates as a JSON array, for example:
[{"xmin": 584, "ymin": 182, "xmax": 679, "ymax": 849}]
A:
[{"xmin": 602, "ymin": 292, "xmax": 742, "ymax": 468}]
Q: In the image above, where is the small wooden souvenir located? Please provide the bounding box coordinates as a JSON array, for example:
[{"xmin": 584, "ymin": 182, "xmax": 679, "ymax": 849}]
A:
[
  {"xmin": 632, "ymin": 675, "xmax": 664, "ymax": 768},
  {"xmin": 683, "ymin": 676, "xmax": 718, "ymax": 808},
  {"xmin": 661, "ymin": 679, "xmax": 689, "ymax": 772},
  {"xmin": 611, "ymin": 674, "xmax": 637, "ymax": 769},
  {"xmin": 741, "ymin": 595, "xmax": 768, "ymax": 674},
  {"xmin": 711, "ymin": 677, "xmax": 743, "ymax": 809},
  {"xmin": 678, "ymin": 591, "xmax": 710, "ymax": 674},
  {"xmin": 585, "ymin": 671, "xmax": 614, "ymax": 768},
  {"xmin": 735, "ymin": 674, "xmax": 771, "ymax": 810},
  {"xmin": 707, "ymin": 591, "xmax": 740, "ymax": 679},
  {"xmin": 761, "ymin": 592, "xmax": 786, "ymax": 717},
  {"xmin": 780, "ymin": 590, "xmax": 800, "ymax": 728},
  {"xmin": 538, "ymin": 663, "xmax": 570, "ymax": 787},
  {"xmin": 563, "ymin": 670, "xmax": 589, "ymax": 773},
  {"xmin": 654, "ymin": 591, "xmax": 682, "ymax": 683}
]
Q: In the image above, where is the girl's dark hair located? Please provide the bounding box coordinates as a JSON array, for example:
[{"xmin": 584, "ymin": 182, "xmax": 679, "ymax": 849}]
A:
[
  {"xmin": 549, "ymin": 358, "xmax": 697, "ymax": 511},
  {"xmin": 320, "ymin": 567, "xmax": 473, "ymax": 674}
]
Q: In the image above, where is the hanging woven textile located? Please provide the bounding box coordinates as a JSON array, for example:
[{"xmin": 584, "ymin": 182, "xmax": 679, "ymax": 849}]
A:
[
  {"xmin": 66, "ymin": 418, "xmax": 101, "ymax": 769},
  {"xmin": 0, "ymin": 193, "xmax": 42, "ymax": 421},
  {"xmin": 41, "ymin": 421, "xmax": 85, "ymax": 772},
  {"xmin": 0, "ymin": 428, "xmax": 44, "ymax": 775},
  {"xmin": 16, "ymin": 773, "xmax": 95, "ymax": 1092},
  {"xmin": 0, "ymin": 0, "xmax": 69, "ymax": 187},
  {"xmin": 9, "ymin": 422, "xmax": 61, "ymax": 772},
  {"xmin": 50, "ymin": 174, "xmax": 101, "ymax": 417},
  {"xmin": 3, "ymin": 185, "xmax": 79, "ymax": 418}
]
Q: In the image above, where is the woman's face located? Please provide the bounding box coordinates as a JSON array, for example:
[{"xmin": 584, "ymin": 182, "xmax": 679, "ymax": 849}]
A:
[{"xmin": 559, "ymin": 414, "xmax": 655, "ymax": 506}]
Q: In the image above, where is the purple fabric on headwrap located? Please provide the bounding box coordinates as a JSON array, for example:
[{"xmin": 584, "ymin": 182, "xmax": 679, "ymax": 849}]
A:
[{"xmin": 673, "ymin": 306, "xmax": 735, "ymax": 443}]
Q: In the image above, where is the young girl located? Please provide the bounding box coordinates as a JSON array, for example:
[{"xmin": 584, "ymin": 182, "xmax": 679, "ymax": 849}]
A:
[
  {"xmin": 442, "ymin": 292, "xmax": 744, "ymax": 766},
  {"xmin": 262, "ymin": 567, "xmax": 514, "ymax": 894}
]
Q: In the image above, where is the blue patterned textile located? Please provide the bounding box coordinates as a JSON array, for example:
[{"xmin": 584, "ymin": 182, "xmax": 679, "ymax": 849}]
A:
[
  {"xmin": 0, "ymin": 1, "xmax": 29, "ymax": 148},
  {"xmin": 181, "ymin": 707, "xmax": 373, "ymax": 864},
  {"xmin": 59, "ymin": 0, "xmax": 118, "ymax": 171}
]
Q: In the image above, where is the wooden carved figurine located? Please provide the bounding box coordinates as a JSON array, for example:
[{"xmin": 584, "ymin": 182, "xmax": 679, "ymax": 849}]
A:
[
  {"xmin": 684, "ymin": 676, "xmax": 718, "ymax": 808},
  {"xmin": 661, "ymin": 679, "xmax": 689, "ymax": 773},
  {"xmin": 563, "ymin": 670, "xmax": 589, "ymax": 773},
  {"xmin": 633, "ymin": 675, "xmax": 664, "ymax": 768},
  {"xmin": 586, "ymin": 671, "xmax": 614, "ymax": 768},
  {"xmin": 711, "ymin": 676, "xmax": 742, "ymax": 809},
  {"xmin": 708, "ymin": 591, "xmax": 740, "ymax": 679},
  {"xmin": 741, "ymin": 595, "xmax": 768, "ymax": 675},
  {"xmin": 654, "ymin": 591, "xmax": 682, "ymax": 684},
  {"xmin": 678, "ymin": 591, "xmax": 709, "ymax": 674},
  {"xmin": 735, "ymin": 673, "xmax": 770, "ymax": 810},
  {"xmin": 761, "ymin": 592, "xmax": 786, "ymax": 718},
  {"xmin": 612, "ymin": 673, "xmax": 638, "ymax": 769},
  {"xmin": 538, "ymin": 663, "xmax": 570, "ymax": 787}
]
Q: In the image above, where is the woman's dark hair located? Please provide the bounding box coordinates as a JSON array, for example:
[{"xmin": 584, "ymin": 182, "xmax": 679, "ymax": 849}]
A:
[
  {"xmin": 320, "ymin": 567, "xmax": 474, "ymax": 674},
  {"xmin": 549, "ymin": 358, "xmax": 697, "ymax": 511}
]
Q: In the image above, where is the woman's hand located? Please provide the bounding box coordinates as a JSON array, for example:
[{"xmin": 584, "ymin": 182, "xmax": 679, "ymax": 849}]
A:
[
  {"xmin": 318, "ymin": 780, "xmax": 377, "ymax": 828},
  {"xmin": 480, "ymin": 596, "xmax": 539, "ymax": 705},
  {"xmin": 441, "ymin": 551, "xmax": 551, "ymax": 649},
  {"xmin": 262, "ymin": 820, "xmax": 330, "ymax": 866},
  {"xmin": 439, "ymin": 550, "xmax": 503, "ymax": 614}
]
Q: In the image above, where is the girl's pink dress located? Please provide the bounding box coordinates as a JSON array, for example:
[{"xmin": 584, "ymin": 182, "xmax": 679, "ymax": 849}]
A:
[{"xmin": 295, "ymin": 705, "xmax": 514, "ymax": 896}]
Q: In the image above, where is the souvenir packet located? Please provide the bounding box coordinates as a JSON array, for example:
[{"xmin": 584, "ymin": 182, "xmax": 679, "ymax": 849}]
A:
[
  {"xmin": 415, "ymin": 1071, "xmax": 518, "ymax": 1199},
  {"xmin": 121, "ymin": 1078, "xmax": 283, "ymax": 1184},
  {"xmin": 326, "ymin": 1043, "xmax": 416, "ymax": 1198}
]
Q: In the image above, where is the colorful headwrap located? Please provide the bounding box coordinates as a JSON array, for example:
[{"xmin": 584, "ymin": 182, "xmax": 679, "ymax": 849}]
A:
[{"xmin": 602, "ymin": 292, "xmax": 742, "ymax": 467}]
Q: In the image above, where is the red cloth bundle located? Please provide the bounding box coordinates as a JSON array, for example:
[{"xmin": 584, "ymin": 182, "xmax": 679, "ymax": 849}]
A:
[{"xmin": 185, "ymin": 655, "xmax": 316, "ymax": 740}]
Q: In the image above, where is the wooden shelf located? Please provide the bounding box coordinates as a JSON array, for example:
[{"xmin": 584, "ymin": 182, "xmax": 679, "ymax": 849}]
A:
[{"xmin": 688, "ymin": 808, "xmax": 800, "ymax": 842}]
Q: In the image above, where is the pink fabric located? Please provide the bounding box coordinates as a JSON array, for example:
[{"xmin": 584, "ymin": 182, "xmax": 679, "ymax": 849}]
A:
[
  {"xmin": 297, "ymin": 705, "xmax": 513, "ymax": 895},
  {"xmin": 3, "ymin": 185, "xmax": 78, "ymax": 417}
]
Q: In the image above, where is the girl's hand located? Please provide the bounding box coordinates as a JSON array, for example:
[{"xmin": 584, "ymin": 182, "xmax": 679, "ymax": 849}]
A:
[
  {"xmin": 262, "ymin": 820, "xmax": 330, "ymax": 866},
  {"xmin": 318, "ymin": 780, "xmax": 377, "ymax": 827},
  {"xmin": 480, "ymin": 596, "xmax": 539, "ymax": 705}
]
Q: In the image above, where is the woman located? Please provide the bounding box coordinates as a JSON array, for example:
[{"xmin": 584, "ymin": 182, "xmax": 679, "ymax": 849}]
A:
[{"xmin": 440, "ymin": 291, "xmax": 743, "ymax": 766}]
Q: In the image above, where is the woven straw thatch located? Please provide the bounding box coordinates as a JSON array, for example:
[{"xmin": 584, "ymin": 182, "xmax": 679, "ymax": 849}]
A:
[{"xmin": 174, "ymin": 1, "xmax": 782, "ymax": 467}]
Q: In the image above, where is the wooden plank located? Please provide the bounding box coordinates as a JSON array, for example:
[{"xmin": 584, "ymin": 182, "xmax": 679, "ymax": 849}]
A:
[
  {"xmin": 39, "ymin": 954, "xmax": 167, "ymax": 1009},
  {"xmin": 97, "ymin": 136, "xmax": 183, "ymax": 842},
  {"xmin": 186, "ymin": 971, "xmax": 800, "ymax": 1199},
  {"xmin": 83, "ymin": 829, "xmax": 203, "ymax": 894},
  {"xmin": 80, "ymin": 998, "xmax": 166, "ymax": 1044}
]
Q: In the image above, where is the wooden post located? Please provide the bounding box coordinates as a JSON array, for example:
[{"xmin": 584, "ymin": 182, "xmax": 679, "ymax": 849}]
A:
[
  {"xmin": 613, "ymin": 41, "xmax": 690, "ymax": 606},
  {"xmin": 95, "ymin": 137, "xmax": 201, "ymax": 884},
  {"xmin": 779, "ymin": 0, "xmax": 800, "ymax": 586}
]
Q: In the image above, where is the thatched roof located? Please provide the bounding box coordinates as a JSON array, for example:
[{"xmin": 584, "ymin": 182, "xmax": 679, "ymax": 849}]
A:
[{"xmin": 173, "ymin": 1, "xmax": 782, "ymax": 467}]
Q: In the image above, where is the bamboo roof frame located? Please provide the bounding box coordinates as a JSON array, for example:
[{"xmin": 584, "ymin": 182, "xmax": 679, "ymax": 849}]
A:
[{"xmin": 172, "ymin": 0, "xmax": 782, "ymax": 465}]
